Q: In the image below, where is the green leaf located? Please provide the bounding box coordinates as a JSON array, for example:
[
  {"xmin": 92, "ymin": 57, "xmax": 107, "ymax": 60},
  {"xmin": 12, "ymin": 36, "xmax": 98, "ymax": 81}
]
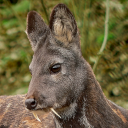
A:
[
  {"xmin": 0, "ymin": 0, "xmax": 30, "ymax": 16},
  {"xmin": 97, "ymin": 33, "xmax": 115, "ymax": 44},
  {"xmin": 97, "ymin": 34, "xmax": 104, "ymax": 44},
  {"xmin": 2, "ymin": 18, "xmax": 18, "ymax": 28},
  {"xmin": 13, "ymin": 0, "xmax": 30, "ymax": 13}
]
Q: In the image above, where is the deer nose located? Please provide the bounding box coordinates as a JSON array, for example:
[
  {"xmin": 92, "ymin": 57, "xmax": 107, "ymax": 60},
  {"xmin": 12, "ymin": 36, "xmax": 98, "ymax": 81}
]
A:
[{"xmin": 25, "ymin": 98, "xmax": 37, "ymax": 110}]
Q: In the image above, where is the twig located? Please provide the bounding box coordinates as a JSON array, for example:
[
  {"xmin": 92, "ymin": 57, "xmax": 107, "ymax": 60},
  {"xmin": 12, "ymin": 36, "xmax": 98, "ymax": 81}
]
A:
[
  {"xmin": 93, "ymin": 0, "xmax": 109, "ymax": 73},
  {"xmin": 40, "ymin": 0, "xmax": 49, "ymax": 23}
]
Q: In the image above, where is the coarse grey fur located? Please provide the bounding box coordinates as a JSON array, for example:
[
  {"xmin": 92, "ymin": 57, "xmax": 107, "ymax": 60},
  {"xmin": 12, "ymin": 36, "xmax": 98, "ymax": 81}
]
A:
[{"xmin": 25, "ymin": 3, "xmax": 128, "ymax": 128}]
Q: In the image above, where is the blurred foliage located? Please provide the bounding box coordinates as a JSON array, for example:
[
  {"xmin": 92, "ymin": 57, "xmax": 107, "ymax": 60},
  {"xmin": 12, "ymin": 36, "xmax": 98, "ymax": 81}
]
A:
[{"xmin": 0, "ymin": 0, "xmax": 128, "ymax": 108}]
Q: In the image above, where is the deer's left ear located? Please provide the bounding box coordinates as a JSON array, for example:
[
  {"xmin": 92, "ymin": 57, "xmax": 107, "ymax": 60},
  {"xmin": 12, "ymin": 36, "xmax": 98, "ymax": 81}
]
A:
[{"xmin": 49, "ymin": 4, "xmax": 78, "ymax": 45}]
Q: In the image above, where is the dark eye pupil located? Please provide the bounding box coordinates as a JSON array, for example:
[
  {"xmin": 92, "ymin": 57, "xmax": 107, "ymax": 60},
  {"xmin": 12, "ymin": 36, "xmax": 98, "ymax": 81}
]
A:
[{"xmin": 50, "ymin": 64, "xmax": 61, "ymax": 73}]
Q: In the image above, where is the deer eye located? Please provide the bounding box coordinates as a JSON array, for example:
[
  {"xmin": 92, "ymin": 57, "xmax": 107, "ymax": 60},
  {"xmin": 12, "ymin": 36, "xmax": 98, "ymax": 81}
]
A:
[{"xmin": 50, "ymin": 63, "xmax": 61, "ymax": 74}]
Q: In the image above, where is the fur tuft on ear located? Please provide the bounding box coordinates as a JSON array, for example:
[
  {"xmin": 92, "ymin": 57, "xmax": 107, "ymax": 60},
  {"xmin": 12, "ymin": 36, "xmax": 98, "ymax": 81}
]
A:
[
  {"xmin": 49, "ymin": 4, "xmax": 77, "ymax": 45},
  {"xmin": 26, "ymin": 11, "xmax": 49, "ymax": 51}
]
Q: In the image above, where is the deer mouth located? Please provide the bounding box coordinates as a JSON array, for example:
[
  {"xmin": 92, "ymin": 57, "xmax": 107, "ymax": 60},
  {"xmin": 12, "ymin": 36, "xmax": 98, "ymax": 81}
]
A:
[
  {"xmin": 30, "ymin": 101, "xmax": 72, "ymax": 121},
  {"xmin": 31, "ymin": 107, "xmax": 61, "ymax": 122},
  {"xmin": 31, "ymin": 108, "xmax": 50, "ymax": 122}
]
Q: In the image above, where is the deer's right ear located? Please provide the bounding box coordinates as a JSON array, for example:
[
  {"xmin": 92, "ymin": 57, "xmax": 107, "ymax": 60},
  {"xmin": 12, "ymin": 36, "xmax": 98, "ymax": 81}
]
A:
[
  {"xmin": 49, "ymin": 4, "xmax": 78, "ymax": 46},
  {"xmin": 26, "ymin": 11, "xmax": 48, "ymax": 51}
]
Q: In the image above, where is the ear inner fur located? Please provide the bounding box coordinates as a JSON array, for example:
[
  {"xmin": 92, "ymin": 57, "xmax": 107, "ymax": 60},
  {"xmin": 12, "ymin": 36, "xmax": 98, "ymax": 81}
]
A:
[{"xmin": 49, "ymin": 4, "xmax": 77, "ymax": 45}]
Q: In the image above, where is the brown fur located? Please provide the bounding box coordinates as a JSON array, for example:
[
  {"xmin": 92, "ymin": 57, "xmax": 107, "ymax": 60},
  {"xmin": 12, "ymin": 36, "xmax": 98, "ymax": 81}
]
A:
[{"xmin": 0, "ymin": 95, "xmax": 55, "ymax": 128}]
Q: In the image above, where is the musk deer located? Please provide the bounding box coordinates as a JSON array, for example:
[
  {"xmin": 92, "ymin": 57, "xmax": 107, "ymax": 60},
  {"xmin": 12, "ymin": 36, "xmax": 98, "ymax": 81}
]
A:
[
  {"xmin": 0, "ymin": 3, "xmax": 128, "ymax": 128},
  {"xmin": 25, "ymin": 3, "xmax": 128, "ymax": 128}
]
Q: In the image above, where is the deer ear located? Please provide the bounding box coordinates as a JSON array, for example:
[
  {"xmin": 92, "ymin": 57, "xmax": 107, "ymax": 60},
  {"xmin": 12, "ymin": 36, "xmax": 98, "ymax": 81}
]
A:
[
  {"xmin": 26, "ymin": 11, "xmax": 48, "ymax": 51},
  {"xmin": 49, "ymin": 4, "xmax": 77, "ymax": 45}
]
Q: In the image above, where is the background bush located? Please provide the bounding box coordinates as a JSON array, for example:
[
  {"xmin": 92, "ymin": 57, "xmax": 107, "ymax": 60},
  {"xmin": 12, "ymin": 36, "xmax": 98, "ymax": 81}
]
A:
[{"xmin": 0, "ymin": 0, "xmax": 128, "ymax": 108}]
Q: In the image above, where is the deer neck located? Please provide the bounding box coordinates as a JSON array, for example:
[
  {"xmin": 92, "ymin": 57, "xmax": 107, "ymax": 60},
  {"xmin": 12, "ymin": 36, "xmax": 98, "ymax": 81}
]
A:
[{"xmin": 53, "ymin": 67, "xmax": 109, "ymax": 128}]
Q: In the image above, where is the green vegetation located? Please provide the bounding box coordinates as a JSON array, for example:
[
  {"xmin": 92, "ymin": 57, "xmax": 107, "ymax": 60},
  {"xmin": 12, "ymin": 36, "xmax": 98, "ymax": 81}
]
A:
[{"xmin": 0, "ymin": 0, "xmax": 128, "ymax": 108}]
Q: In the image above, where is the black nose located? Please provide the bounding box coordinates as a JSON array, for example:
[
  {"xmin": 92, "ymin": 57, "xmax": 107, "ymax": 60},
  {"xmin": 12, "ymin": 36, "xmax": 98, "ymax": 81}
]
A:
[{"xmin": 25, "ymin": 98, "xmax": 37, "ymax": 110}]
